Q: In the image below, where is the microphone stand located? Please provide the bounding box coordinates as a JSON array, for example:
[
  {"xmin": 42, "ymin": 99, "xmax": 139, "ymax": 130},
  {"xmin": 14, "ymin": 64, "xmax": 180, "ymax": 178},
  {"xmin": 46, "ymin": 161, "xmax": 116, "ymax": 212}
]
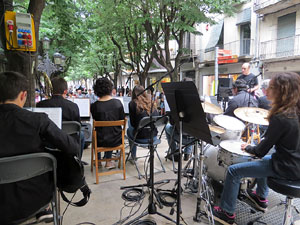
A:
[
  {"xmin": 246, "ymin": 73, "xmax": 261, "ymax": 144},
  {"xmin": 122, "ymin": 67, "xmax": 181, "ymax": 225}
]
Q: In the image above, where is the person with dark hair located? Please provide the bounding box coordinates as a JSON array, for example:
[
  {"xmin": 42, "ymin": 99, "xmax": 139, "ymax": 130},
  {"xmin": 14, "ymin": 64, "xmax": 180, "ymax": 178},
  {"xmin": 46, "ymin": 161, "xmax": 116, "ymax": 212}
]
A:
[
  {"xmin": 224, "ymin": 79, "xmax": 258, "ymax": 118},
  {"xmin": 127, "ymin": 85, "xmax": 159, "ymax": 160},
  {"xmin": 37, "ymin": 77, "xmax": 86, "ymax": 161},
  {"xmin": 0, "ymin": 71, "xmax": 79, "ymax": 224},
  {"xmin": 91, "ymin": 77, "xmax": 125, "ymax": 169},
  {"xmin": 213, "ymin": 72, "xmax": 300, "ymax": 225}
]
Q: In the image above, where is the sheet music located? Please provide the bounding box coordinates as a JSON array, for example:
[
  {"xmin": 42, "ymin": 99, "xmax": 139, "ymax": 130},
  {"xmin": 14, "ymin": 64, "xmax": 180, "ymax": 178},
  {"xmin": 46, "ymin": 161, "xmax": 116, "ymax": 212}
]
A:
[
  {"xmin": 32, "ymin": 107, "xmax": 62, "ymax": 129},
  {"xmin": 73, "ymin": 98, "xmax": 90, "ymax": 117},
  {"xmin": 121, "ymin": 97, "xmax": 131, "ymax": 114}
]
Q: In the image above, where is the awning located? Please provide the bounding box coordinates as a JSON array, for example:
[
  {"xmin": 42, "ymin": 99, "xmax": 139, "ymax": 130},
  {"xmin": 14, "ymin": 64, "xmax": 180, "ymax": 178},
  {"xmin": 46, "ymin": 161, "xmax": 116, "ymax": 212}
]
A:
[
  {"xmin": 236, "ymin": 8, "xmax": 251, "ymax": 26},
  {"xmin": 205, "ymin": 20, "xmax": 224, "ymax": 53}
]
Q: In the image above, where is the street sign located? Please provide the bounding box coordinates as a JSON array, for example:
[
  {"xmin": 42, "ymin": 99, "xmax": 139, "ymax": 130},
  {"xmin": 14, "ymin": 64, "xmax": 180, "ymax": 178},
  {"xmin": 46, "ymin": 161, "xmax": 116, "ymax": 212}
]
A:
[
  {"xmin": 218, "ymin": 49, "xmax": 232, "ymax": 55},
  {"xmin": 218, "ymin": 55, "xmax": 238, "ymax": 60},
  {"xmin": 218, "ymin": 58, "xmax": 238, "ymax": 64}
]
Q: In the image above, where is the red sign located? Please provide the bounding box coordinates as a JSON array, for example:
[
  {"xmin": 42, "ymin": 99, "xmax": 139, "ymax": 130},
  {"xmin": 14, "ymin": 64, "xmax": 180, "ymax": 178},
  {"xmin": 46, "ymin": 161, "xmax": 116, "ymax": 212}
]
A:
[
  {"xmin": 218, "ymin": 58, "xmax": 238, "ymax": 64},
  {"xmin": 218, "ymin": 49, "xmax": 232, "ymax": 55}
]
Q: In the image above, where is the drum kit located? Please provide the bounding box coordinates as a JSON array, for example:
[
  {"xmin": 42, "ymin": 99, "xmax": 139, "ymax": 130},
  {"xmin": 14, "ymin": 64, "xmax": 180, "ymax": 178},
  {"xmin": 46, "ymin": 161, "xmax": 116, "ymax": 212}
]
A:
[{"xmin": 190, "ymin": 101, "xmax": 269, "ymax": 223}]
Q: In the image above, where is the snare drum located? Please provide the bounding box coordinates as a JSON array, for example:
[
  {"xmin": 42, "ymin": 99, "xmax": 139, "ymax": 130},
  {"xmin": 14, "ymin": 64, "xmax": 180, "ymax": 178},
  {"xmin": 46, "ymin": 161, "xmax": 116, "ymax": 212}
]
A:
[
  {"xmin": 213, "ymin": 115, "xmax": 245, "ymax": 140},
  {"xmin": 218, "ymin": 140, "xmax": 252, "ymax": 166}
]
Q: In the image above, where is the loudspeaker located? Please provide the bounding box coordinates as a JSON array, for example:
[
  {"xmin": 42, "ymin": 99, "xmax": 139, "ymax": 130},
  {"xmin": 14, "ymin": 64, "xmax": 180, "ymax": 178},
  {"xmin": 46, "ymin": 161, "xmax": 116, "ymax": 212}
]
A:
[
  {"xmin": 218, "ymin": 78, "xmax": 233, "ymax": 100},
  {"xmin": 81, "ymin": 122, "xmax": 92, "ymax": 143}
]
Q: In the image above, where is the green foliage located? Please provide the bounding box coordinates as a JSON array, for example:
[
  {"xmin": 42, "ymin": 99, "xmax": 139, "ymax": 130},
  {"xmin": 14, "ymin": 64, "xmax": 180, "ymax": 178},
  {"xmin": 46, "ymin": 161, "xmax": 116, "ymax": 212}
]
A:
[{"xmin": 36, "ymin": 0, "xmax": 241, "ymax": 83}]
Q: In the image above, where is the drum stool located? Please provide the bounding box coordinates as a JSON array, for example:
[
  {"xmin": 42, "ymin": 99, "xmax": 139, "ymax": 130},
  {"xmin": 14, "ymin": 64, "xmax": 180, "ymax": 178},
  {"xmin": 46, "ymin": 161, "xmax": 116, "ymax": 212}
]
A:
[{"xmin": 248, "ymin": 177, "xmax": 300, "ymax": 225}]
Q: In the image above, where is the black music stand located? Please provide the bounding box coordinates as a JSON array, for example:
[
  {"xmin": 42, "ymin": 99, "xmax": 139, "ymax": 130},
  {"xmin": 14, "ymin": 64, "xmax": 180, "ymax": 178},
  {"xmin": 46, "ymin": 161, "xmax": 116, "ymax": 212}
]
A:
[{"xmin": 162, "ymin": 81, "xmax": 213, "ymax": 224}]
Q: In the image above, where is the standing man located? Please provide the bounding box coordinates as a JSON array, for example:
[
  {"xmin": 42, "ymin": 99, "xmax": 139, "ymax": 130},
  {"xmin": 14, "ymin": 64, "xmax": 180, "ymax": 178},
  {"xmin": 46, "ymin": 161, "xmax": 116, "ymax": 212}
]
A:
[
  {"xmin": 237, "ymin": 63, "xmax": 259, "ymax": 96},
  {"xmin": 0, "ymin": 71, "xmax": 79, "ymax": 224},
  {"xmin": 37, "ymin": 77, "xmax": 86, "ymax": 162},
  {"xmin": 86, "ymin": 89, "xmax": 98, "ymax": 104},
  {"xmin": 224, "ymin": 79, "xmax": 258, "ymax": 118}
]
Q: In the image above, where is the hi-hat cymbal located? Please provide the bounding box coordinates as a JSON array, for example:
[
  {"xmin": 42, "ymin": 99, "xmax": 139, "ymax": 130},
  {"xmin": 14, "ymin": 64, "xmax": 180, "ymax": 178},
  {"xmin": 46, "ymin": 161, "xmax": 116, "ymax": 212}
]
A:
[
  {"xmin": 234, "ymin": 107, "xmax": 269, "ymax": 126},
  {"xmin": 201, "ymin": 101, "xmax": 223, "ymax": 114}
]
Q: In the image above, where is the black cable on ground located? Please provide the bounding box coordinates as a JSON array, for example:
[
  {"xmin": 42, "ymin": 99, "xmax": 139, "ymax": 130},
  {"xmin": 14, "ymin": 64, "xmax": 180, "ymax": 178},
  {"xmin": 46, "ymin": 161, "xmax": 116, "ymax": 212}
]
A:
[
  {"xmin": 121, "ymin": 188, "xmax": 145, "ymax": 202},
  {"xmin": 157, "ymin": 189, "xmax": 177, "ymax": 207}
]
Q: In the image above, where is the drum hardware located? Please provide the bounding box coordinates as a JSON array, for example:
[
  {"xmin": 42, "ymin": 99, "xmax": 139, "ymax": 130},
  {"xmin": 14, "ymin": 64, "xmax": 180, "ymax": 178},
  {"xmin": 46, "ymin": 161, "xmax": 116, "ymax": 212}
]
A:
[
  {"xmin": 246, "ymin": 123, "xmax": 261, "ymax": 144},
  {"xmin": 162, "ymin": 81, "xmax": 215, "ymax": 225},
  {"xmin": 193, "ymin": 140, "xmax": 215, "ymax": 224}
]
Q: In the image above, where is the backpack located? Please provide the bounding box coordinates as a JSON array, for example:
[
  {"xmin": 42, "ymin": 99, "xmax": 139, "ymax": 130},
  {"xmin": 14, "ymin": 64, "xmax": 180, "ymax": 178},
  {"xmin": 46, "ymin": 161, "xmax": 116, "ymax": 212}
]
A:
[{"xmin": 53, "ymin": 152, "xmax": 91, "ymax": 207}]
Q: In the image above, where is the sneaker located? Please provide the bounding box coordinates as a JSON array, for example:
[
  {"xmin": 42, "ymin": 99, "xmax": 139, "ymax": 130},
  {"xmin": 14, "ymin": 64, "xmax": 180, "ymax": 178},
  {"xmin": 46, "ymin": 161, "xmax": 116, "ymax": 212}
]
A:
[
  {"xmin": 213, "ymin": 206, "xmax": 236, "ymax": 225},
  {"xmin": 105, "ymin": 161, "xmax": 116, "ymax": 169},
  {"xmin": 36, "ymin": 208, "xmax": 53, "ymax": 223},
  {"xmin": 245, "ymin": 189, "xmax": 268, "ymax": 212}
]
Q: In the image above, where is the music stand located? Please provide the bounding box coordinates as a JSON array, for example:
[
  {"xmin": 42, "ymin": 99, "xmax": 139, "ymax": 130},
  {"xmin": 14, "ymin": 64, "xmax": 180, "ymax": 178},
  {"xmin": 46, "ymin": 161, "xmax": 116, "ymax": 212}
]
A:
[{"xmin": 162, "ymin": 81, "xmax": 213, "ymax": 224}]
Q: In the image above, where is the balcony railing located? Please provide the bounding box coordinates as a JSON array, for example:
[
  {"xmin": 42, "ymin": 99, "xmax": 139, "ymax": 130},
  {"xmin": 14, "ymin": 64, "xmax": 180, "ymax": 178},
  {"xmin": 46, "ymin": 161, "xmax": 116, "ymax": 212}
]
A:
[
  {"xmin": 254, "ymin": 0, "xmax": 281, "ymax": 11},
  {"xmin": 260, "ymin": 35, "xmax": 300, "ymax": 60},
  {"xmin": 197, "ymin": 39, "xmax": 254, "ymax": 62},
  {"xmin": 254, "ymin": 0, "xmax": 299, "ymax": 14}
]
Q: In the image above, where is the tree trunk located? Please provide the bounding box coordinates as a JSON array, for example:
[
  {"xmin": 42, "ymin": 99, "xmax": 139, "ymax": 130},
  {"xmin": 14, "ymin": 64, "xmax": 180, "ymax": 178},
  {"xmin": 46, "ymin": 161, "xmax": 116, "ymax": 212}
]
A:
[
  {"xmin": 0, "ymin": 0, "xmax": 45, "ymax": 107},
  {"xmin": 139, "ymin": 72, "xmax": 146, "ymax": 87}
]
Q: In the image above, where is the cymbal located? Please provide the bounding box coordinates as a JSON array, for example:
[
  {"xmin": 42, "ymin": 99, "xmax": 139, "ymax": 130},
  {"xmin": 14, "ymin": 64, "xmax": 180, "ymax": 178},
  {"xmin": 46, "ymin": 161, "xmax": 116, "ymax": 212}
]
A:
[
  {"xmin": 201, "ymin": 102, "xmax": 223, "ymax": 114},
  {"xmin": 234, "ymin": 107, "xmax": 269, "ymax": 126},
  {"xmin": 209, "ymin": 125, "xmax": 225, "ymax": 134}
]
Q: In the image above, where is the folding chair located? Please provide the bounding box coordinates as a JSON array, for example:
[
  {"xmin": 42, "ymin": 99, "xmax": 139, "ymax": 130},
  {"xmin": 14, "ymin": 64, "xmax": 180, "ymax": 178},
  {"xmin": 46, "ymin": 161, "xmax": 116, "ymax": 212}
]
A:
[
  {"xmin": 0, "ymin": 153, "xmax": 60, "ymax": 225},
  {"xmin": 126, "ymin": 116, "xmax": 167, "ymax": 179},
  {"xmin": 91, "ymin": 119, "xmax": 127, "ymax": 184}
]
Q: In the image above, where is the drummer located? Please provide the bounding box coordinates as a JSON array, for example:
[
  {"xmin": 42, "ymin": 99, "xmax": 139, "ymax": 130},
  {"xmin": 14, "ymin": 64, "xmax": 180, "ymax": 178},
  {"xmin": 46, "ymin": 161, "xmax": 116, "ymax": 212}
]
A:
[
  {"xmin": 213, "ymin": 72, "xmax": 300, "ymax": 225},
  {"xmin": 224, "ymin": 79, "xmax": 258, "ymax": 118}
]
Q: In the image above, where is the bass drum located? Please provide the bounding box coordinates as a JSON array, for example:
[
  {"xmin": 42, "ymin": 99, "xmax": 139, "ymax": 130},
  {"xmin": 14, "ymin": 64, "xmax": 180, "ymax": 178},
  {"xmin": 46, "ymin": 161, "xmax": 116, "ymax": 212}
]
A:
[{"xmin": 203, "ymin": 144, "xmax": 227, "ymax": 183}]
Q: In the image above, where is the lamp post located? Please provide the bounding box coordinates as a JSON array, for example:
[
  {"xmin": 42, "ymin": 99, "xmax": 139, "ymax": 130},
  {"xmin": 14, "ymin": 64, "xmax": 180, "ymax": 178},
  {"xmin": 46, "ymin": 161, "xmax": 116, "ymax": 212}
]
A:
[{"xmin": 37, "ymin": 37, "xmax": 65, "ymax": 77}]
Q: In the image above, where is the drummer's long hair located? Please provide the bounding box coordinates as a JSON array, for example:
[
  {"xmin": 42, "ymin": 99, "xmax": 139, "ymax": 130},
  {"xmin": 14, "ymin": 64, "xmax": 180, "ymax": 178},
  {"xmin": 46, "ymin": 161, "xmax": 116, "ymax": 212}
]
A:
[
  {"xmin": 132, "ymin": 85, "xmax": 157, "ymax": 115},
  {"xmin": 268, "ymin": 72, "xmax": 300, "ymax": 121}
]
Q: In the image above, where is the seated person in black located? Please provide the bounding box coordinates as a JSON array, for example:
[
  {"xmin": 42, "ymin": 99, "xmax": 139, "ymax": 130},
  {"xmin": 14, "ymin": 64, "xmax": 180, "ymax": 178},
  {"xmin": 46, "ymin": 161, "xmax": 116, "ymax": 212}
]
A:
[
  {"xmin": 37, "ymin": 77, "xmax": 86, "ymax": 161},
  {"xmin": 224, "ymin": 79, "xmax": 258, "ymax": 118},
  {"xmin": 0, "ymin": 71, "xmax": 79, "ymax": 224},
  {"xmin": 127, "ymin": 85, "xmax": 159, "ymax": 160},
  {"xmin": 91, "ymin": 78, "xmax": 125, "ymax": 169}
]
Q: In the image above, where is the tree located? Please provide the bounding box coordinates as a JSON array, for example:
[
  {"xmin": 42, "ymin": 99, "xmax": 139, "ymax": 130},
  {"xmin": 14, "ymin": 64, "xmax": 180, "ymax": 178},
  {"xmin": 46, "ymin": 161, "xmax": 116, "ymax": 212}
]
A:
[
  {"xmin": 0, "ymin": 0, "xmax": 46, "ymax": 106},
  {"xmin": 96, "ymin": 0, "xmax": 156, "ymax": 86},
  {"xmin": 138, "ymin": 0, "xmax": 241, "ymax": 81}
]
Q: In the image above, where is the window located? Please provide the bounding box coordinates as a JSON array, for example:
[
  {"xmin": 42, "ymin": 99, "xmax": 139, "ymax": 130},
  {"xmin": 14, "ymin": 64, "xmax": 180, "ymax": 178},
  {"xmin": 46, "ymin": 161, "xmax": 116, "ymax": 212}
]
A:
[
  {"xmin": 276, "ymin": 12, "xmax": 296, "ymax": 57},
  {"xmin": 240, "ymin": 23, "xmax": 251, "ymax": 55}
]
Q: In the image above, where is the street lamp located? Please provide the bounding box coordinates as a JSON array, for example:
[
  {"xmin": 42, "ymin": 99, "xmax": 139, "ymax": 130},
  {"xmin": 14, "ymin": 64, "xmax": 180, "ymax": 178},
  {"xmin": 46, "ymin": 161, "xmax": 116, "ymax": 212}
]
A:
[
  {"xmin": 43, "ymin": 37, "xmax": 50, "ymax": 51},
  {"xmin": 37, "ymin": 37, "xmax": 66, "ymax": 77}
]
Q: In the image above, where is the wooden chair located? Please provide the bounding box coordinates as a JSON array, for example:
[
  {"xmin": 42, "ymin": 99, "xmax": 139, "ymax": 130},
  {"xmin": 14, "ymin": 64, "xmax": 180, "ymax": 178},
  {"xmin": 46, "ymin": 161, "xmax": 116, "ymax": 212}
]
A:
[{"xmin": 91, "ymin": 118, "xmax": 127, "ymax": 184}]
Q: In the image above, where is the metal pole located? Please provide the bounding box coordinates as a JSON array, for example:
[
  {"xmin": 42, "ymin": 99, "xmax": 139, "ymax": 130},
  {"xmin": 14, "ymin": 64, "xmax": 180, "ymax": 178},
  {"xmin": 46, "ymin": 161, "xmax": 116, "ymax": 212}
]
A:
[{"xmin": 215, "ymin": 47, "xmax": 219, "ymax": 96}]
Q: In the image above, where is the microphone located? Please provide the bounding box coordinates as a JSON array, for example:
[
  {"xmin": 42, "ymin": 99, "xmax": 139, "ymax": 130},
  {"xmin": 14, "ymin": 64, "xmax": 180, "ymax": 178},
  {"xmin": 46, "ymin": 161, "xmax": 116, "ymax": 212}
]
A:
[{"xmin": 254, "ymin": 72, "xmax": 262, "ymax": 78}]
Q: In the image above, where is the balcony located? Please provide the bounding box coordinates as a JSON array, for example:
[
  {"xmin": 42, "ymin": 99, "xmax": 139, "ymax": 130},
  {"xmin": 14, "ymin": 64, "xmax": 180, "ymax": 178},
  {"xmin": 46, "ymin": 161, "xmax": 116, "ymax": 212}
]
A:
[
  {"xmin": 254, "ymin": 0, "xmax": 299, "ymax": 15},
  {"xmin": 198, "ymin": 39, "xmax": 254, "ymax": 63},
  {"xmin": 260, "ymin": 34, "xmax": 300, "ymax": 60}
]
